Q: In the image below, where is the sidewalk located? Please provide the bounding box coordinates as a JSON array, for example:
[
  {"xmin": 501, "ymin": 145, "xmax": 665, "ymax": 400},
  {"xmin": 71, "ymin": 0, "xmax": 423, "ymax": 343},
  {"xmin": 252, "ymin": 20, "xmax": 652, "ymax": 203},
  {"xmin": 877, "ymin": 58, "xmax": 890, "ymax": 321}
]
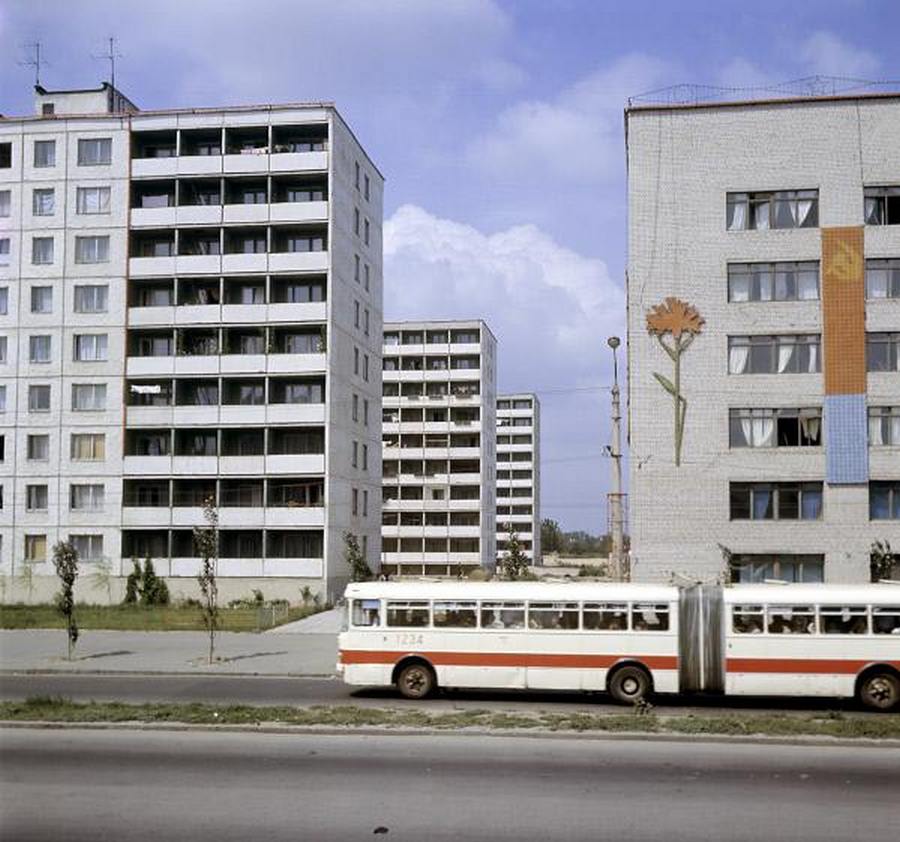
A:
[{"xmin": 0, "ymin": 629, "xmax": 338, "ymax": 676}]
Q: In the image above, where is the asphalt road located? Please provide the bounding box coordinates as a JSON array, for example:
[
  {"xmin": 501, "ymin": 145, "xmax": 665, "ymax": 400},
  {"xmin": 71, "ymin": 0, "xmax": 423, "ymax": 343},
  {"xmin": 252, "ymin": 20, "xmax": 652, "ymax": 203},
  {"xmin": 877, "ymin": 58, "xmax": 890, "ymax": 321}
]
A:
[
  {"xmin": 2, "ymin": 728, "xmax": 898, "ymax": 842},
  {"xmin": 0, "ymin": 671, "xmax": 880, "ymax": 716}
]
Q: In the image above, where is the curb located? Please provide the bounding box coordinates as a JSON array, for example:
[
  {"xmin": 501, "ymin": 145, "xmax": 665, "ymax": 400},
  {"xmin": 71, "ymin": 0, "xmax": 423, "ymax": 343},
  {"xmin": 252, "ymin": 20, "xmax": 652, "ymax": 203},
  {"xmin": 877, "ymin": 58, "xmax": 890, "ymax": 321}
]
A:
[{"xmin": 2, "ymin": 718, "xmax": 899, "ymax": 749}]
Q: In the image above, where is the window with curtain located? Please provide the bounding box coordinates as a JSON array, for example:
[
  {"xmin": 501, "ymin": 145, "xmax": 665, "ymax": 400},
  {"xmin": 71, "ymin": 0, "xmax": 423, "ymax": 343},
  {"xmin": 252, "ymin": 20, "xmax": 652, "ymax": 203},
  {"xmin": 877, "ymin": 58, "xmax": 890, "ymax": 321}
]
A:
[
  {"xmin": 34, "ymin": 140, "xmax": 55, "ymax": 168},
  {"xmin": 70, "ymin": 534, "xmax": 104, "ymax": 561},
  {"xmin": 869, "ymin": 482, "xmax": 900, "ymax": 520},
  {"xmin": 729, "ymin": 335, "xmax": 820, "ymax": 374},
  {"xmin": 726, "ymin": 190, "xmax": 818, "ymax": 231},
  {"xmin": 32, "ymin": 188, "xmax": 54, "ymax": 216},
  {"xmin": 730, "ymin": 482, "xmax": 823, "ymax": 521},
  {"xmin": 0, "ymin": 191, "xmax": 9, "ymax": 218},
  {"xmin": 29, "ymin": 335, "xmax": 51, "ymax": 363},
  {"xmin": 864, "ymin": 186, "xmax": 900, "ymax": 226},
  {"xmin": 74, "ymin": 285, "xmax": 108, "ymax": 313},
  {"xmin": 71, "ymin": 433, "xmax": 105, "ymax": 461},
  {"xmin": 865, "ymin": 258, "xmax": 900, "ymax": 299},
  {"xmin": 73, "ymin": 334, "xmax": 108, "ymax": 362},
  {"xmin": 76, "ymin": 186, "xmax": 111, "ymax": 215},
  {"xmin": 868, "ymin": 407, "xmax": 900, "ymax": 446},
  {"xmin": 77, "ymin": 138, "xmax": 112, "ymax": 166},
  {"xmin": 866, "ymin": 333, "xmax": 900, "ymax": 372},
  {"xmin": 72, "ymin": 383, "xmax": 107, "ymax": 411},
  {"xmin": 70, "ymin": 484, "xmax": 105, "ymax": 511},
  {"xmin": 75, "ymin": 236, "xmax": 110, "ymax": 264},
  {"xmin": 32, "ymin": 237, "xmax": 54, "ymax": 265}
]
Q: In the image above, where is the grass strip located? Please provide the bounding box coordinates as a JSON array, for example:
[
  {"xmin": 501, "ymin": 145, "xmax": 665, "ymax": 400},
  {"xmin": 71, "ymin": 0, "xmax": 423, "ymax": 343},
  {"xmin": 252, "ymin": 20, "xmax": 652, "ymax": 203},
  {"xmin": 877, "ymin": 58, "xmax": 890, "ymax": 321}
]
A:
[
  {"xmin": 2, "ymin": 697, "xmax": 898, "ymax": 740},
  {"xmin": 0, "ymin": 604, "xmax": 322, "ymax": 632}
]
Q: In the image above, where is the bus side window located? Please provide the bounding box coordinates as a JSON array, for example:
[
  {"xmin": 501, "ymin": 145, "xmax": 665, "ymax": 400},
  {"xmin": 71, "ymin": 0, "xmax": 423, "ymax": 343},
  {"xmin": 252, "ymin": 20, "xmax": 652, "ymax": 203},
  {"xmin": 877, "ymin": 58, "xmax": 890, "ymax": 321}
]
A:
[
  {"xmin": 527, "ymin": 602, "xmax": 579, "ymax": 630},
  {"xmin": 631, "ymin": 603, "xmax": 669, "ymax": 632},
  {"xmin": 873, "ymin": 607, "xmax": 900, "ymax": 635},
  {"xmin": 583, "ymin": 603, "xmax": 628, "ymax": 631},
  {"xmin": 480, "ymin": 602, "xmax": 525, "ymax": 630},
  {"xmin": 386, "ymin": 601, "xmax": 430, "ymax": 627},
  {"xmin": 767, "ymin": 605, "xmax": 815, "ymax": 634},
  {"xmin": 351, "ymin": 599, "xmax": 381, "ymax": 627},
  {"xmin": 820, "ymin": 606, "xmax": 868, "ymax": 635},
  {"xmin": 732, "ymin": 605, "xmax": 764, "ymax": 634},
  {"xmin": 433, "ymin": 601, "xmax": 477, "ymax": 628}
]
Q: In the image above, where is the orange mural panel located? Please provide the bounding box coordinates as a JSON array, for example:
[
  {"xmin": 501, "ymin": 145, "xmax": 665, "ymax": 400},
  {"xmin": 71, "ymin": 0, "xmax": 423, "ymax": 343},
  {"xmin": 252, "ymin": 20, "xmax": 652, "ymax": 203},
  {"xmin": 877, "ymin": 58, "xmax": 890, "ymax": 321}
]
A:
[{"xmin": 821, "ymin": 226, "xmax": 866, "ymax": 395}]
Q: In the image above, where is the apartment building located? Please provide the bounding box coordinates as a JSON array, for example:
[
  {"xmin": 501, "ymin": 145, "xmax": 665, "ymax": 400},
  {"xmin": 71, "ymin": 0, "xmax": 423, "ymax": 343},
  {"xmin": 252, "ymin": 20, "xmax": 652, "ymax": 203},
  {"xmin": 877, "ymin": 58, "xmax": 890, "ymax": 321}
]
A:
[
  {"xmin": 0, "ymin": 82, "xmax": 383, "ymax": 601},
  {"xmin": 381, "ymin": 320, "xmax": 497, "ymax": 575},
  {"xmin": 626, "ymin": 91, "xmax": 900, "ymax": 584},
  {"xmin": 496, "ymin": 393, "xmax": 541, "ymax": 564}
]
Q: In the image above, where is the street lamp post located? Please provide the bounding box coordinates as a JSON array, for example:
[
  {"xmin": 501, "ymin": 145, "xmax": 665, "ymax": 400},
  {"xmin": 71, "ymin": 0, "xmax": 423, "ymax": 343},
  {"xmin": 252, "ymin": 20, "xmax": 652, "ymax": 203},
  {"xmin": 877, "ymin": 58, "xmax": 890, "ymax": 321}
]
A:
[{"xmin": 607, "ymin": 336, "xmax": 626, "ymax": 581}]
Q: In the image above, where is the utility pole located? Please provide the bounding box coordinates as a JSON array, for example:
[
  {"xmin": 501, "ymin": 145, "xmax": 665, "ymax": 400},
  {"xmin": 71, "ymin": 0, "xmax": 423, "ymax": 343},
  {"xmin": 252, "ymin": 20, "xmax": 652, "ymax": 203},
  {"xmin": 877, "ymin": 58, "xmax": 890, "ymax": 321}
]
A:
[{"xmin": 607, "ymin": 336, "xmax": 626, "ymax": 581}]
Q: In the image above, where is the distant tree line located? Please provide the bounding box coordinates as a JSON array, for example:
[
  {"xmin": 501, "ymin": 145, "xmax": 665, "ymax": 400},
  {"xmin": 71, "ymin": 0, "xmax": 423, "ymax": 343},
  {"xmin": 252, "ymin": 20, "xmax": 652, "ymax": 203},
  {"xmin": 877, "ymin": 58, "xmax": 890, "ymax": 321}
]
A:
[{"xmin": 541, "ymin": 519, "xmax": 630, "ymax": 558}]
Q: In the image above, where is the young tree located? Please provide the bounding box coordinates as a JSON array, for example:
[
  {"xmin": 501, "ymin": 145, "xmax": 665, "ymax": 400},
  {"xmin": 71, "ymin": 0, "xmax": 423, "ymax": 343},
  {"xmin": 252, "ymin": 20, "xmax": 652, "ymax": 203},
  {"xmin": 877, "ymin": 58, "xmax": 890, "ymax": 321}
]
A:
[
  {"xmin": 344, "ymin": 531, "xmax": 372, "ymax": 582},
  {"xmin": 52, "ymin": 540, "xmax": 80, "ymax": 660},
  {"xmin": 500, "ymin": 524, "xmax": 530, "ymax": 580},
  {"xmin": 541, "ymin": 518, "xmax": 563, "ymax": 554},
  {"xmin": 89, "ymin": 557, "xmax": 114, "ymax": 604},
  {"xmin": 871, "ymin": 540, "xmax": 898, "ymax": 582},
  {"xmin": 194, "ymin": 496, "xmax": 220, "ymax": 664},
  {"xmin": 17, "ymin": 557, "xmax": 38, "ymax": 604}
]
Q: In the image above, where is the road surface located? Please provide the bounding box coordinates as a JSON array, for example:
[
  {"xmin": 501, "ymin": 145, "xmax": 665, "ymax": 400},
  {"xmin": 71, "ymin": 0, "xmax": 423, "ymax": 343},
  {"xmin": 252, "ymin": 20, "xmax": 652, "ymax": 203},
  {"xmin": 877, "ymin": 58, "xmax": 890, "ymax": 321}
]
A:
[
  {"xmin": 0, "ymin": 671, "xmax": 878, "ymax": 717},
  {"xmin": 1, "ymin": 728, "xmax": 897, "ymax": 841}
]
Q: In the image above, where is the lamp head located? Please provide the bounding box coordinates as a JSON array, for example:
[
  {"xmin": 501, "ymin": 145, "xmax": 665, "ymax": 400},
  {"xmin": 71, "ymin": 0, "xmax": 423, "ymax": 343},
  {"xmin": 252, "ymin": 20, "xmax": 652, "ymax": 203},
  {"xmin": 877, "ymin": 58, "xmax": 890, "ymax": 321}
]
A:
[{"xmin": 607, "ymin": 336, "xmax": 621, "ymax": 350}]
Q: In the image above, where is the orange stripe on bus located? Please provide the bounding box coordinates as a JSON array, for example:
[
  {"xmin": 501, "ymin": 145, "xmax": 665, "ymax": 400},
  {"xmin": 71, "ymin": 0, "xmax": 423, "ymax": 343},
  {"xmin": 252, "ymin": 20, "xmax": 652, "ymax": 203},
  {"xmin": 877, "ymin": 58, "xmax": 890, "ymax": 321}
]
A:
[
  {"xmin": 340, "ymin": 650, "xmax": 679, "ymax": 670},
  {"xmin": 726, "ymin": 658, "xmax": 900, "ymax": 675}
]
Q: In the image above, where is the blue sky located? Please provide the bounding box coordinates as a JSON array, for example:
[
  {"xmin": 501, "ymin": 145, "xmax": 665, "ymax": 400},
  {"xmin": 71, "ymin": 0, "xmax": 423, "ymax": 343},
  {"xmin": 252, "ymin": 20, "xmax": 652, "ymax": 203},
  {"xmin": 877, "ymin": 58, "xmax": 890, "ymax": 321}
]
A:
[{"xmin": 2, "ymin": 0, "xmax": 897, "ymax": 531}]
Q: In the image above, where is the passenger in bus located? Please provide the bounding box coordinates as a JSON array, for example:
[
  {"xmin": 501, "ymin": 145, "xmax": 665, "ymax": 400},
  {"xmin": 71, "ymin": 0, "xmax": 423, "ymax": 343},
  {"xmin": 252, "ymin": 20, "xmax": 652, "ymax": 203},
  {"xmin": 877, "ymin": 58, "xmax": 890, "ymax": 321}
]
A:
[
  {"xmin": 790, "ymin": 615, "xmax": 814, "ymax": 634},
  {"xmin": 606, "ymin": 615, "xmax": 625, "ymax": 631}
]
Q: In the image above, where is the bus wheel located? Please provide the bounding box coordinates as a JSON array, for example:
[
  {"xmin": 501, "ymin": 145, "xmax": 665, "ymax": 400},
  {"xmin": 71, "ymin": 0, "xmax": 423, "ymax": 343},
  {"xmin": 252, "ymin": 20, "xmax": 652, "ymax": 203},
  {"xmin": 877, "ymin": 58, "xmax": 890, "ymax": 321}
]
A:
[
  {"xmin": 396, "ymin": 662, "xmax": 435, "ymax": 700},
  {"xmin": 608, "ymin": 665, "xmax": 651, "ymax": 705},
  {"xmin": 858, "ymin": 671, "xmax": 900, "ymax": 712}
]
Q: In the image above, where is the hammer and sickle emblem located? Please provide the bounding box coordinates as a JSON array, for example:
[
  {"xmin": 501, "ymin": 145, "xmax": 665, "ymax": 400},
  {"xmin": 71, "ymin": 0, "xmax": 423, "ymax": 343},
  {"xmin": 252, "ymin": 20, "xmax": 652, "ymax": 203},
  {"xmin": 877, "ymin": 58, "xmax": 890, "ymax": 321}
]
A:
[{"xmin": 826, "ymin": 239, "xmax": 862, "ymax": 283}]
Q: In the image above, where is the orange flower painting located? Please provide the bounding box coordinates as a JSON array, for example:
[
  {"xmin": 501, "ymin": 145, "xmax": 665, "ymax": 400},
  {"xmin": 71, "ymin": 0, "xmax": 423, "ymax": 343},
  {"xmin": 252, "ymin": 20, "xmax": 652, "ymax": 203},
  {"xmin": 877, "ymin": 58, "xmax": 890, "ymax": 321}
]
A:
[{"xmin": 646, "ymin": 297, "xmax": 705, "ymax": 466}]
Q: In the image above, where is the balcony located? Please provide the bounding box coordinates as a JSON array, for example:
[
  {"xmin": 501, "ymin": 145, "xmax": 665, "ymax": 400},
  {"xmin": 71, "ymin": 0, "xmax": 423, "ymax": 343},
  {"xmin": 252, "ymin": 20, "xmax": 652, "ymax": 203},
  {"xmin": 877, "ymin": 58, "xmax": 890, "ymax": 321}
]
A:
[
  {"xmin": 176, "ymin": 254, "xmax": 221, "ymax": 274},
  {"xmin": 267, "ymin": 301, "xmax": 327, "ymax": 323},
  {"xmin": 177, "ymin": 156, "xmax": 223, "ymax": 177},
  {"xmin": 218, "ymin": 455, "xmax": 266, "ymax": 475},
  {"xmin": 131, "ymin": 206, "xmax": 177, "ymax": 228},
  {"xmin": 268, "ymin": 250, "xmax": 328, "ymax": 273},
  {"xmin": 266, "ymin": 403, "xmax": 326, "ymax": 424},
  {"xmin": 132, "ymin": 157, "xmax": 178, "ymax": 178},
  {"xmin": 219, "ymin": 405, "xmax": 267, "ymax": 425},
  {"xmin": 265, "ymin": 507, "xmax": 325, "ymax": 528},
  {"xmin": 270, "ymin": 200, "xmax": 328, "ymax": 224},
  {"xmin": 123, "ymin": 455, "xmax": 172, "ymax": 475},
  {"xmin": 122, "ymin": 507, "xmax": 172, "ymax": 527},
  {"xmin": 130, "ymin": 255, "xmax": 176, "ymax": 276},
  {"xmin": 265, "ymin": 454, "xmax": 325, "ymax": 474},
  {"xmin": 267, "ymin": 352, "xmax": 326, "ymax": 375}
]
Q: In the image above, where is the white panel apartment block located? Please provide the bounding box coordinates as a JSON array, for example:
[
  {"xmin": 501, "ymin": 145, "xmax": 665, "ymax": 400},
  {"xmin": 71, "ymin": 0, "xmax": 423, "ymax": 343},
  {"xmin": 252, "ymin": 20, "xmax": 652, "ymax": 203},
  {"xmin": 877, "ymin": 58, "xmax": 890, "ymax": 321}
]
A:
[
  {"xmin": 625, "ymin": 92, "xmax": 900, "ymax": 585},
  {"xmin": 496, "ymin": 393, "xmax": 541, "ymax": 563},
  {"xmin": 382, "ymin": 320, "xmax": 497, "ymax": 574},
  {"xmin": 0, "ymin": 83, "xmax": 383, "ymax": 600}
]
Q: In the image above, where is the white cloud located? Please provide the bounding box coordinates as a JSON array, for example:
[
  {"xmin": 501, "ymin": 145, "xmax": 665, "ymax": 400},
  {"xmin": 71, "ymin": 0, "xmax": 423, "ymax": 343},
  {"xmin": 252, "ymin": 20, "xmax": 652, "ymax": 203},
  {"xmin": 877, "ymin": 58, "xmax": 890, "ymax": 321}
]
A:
[
  {"xmin": 384, "ymin": 204, "xmax": 624, "ymax": 378},
  {"xmin": 799, "ymin": 31, "xmax": 880, "ymax": 79},
  {"xmin": 466, "ymin": 52, "xmax": 674, "ymax": 184}
]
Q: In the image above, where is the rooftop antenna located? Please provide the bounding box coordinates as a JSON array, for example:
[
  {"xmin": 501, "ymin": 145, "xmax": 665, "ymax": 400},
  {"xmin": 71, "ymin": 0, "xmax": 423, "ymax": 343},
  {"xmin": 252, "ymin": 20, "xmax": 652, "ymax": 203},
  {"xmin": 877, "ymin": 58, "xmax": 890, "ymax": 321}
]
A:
[
  {"xmin": 19, "ymin": 41, "xmax": 48, "ymax": 87},
  {"xmin": 92, "ymin": 36, "xmax": 122, "ymax": 90}
]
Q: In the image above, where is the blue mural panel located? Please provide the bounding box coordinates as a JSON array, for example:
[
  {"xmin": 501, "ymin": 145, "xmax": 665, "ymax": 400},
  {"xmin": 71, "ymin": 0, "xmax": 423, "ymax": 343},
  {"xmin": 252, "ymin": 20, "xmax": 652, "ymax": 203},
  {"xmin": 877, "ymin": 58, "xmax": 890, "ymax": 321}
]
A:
[{"xmin": 825, "ymin": 394, "xmax": 869, "ymax": 485}]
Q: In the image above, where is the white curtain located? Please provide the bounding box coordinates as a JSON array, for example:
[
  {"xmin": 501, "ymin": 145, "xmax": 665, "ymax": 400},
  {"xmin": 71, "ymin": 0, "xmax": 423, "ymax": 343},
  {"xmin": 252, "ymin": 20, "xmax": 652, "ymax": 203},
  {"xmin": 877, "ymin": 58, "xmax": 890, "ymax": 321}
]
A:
[
  {"xmin": 869, "ymin": 416, "xmax": 884, "ymax": 446},
  {"xmin": 777, "ymin": 341, "xmax": 794, "ymax": 373},
  {"xmin": 729, "ymin": 344, "xmax": 750, "ymax": 374},
  {"xmin": 797, "ymin": 199, "xmax": 814, "ymax": 226},
  {"xmin": 799, "ymin": 270, "xmax": 819, "ymax": 300},
  {"xmin": 800, "ymin": 413, "xmax": 821, "ymax": 443},
  {"xmin": 891, "ymin": 416, "xmax": 900, "ymax": 445},
  {"xmin": 728, "ymin": 202, "xmax": 747, "ymax": 231},
  {"xmin": 752, "ymin": 416, "xmax": 775, "ymax": 448},
  {"xmin": 740, "ymin": 416, "xmax": 753, "ymax": 447},
  {"xmin": 753, "ymin": 202, "xmax": 769, "ymax": 230},
  {"xmin": 730, "ymin": 276, "xmax": 750, "ymax": 302},
  {"xmin": 807, "ymin": 342, "xmax": 819, "ymax": 373}
]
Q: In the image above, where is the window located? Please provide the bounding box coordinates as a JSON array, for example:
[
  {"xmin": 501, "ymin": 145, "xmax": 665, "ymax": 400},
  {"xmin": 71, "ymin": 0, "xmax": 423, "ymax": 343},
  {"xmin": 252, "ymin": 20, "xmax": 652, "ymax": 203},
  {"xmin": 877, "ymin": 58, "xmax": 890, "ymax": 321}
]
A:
[
  {"xmin": 0, "ymin": 143, "xmax": 11, "ymax": 168},
  {"xmin": 728, "ymin": 335, "xmax": 820, "ymax": 374},
  {"xmin": 865, "ymin": 258, "xmax": 900, "ymax": 299},
  {"xmin": 34, "ymin": 140, "xmax": 55, "ymax": 168},
  {"xmin": 354, "ymin": 300, "xmax": 360, "ymax": 329},
  {"xmin": 386, "ymin": 601, "xmax": 430, "ymax": 627},
  {"xmin": 0, "ymin": 288, "xmax": 6, "ymax": 314},
  {"xmin": 364, "ymin": 174, "xmax": 370, "ymax": 201},
  {"xmin": 0, "ymin": 335, "xmax": 6, "ymax": 363},
  {"xmin": 728, "ymin": 261, "xmax": 819, "ymax": 302},
  {"xmin": 32, "ymin": 188, "xmax": 54, "ymax": 216},
  {"xmin": 27, "ymin": 434, "xmax": 49, "ymax": 461},
  {"xmin": 352, "ymin": 599, "xmax": 381, "ymax": 627},
  {"xmin": 870, "ymin": 482, "xmax": 900, "ymax": 520},
  {"xmin": 75, "ymin": 236, "xmax": 110, "ymax": 264},
  {"xmin": 480, "ymin": 602, "xmax": 525, "ymax": 629},
  {"xmin": 867, "ymin": 333, "xmax": 900, "ymax": 372},
  {"xmin": 873, "ymin": 607, "xmax": 900, "ymax": 635},
  {"xmin": 354, "ymin": 347, "xmax": 359, "ymax": 375},
  {"xmin": 0, "ymin": 239, "xmax": 8, "ymax": 266},
  {"xmin": 29, "ymin": 335, "xmax": 51, "ymax": 363},
  {"xmin": 362, "ymin": 444, "xmax": 368, "ymax": 471},
  {"xmin": 0, "ymin": 190, "xmax": 9, "ymax": 217},
  {"xmin": 77, "ymin": 138, "xmax": 112, "ymax": 166},
  {"xmin": 864, "ymin": 186, "xmax": 900, "ymax": 225},
  {"xmin": 869, "ymin": 407, "xmax": 900, "ymax": 446},
  {"xmin": 352, "ymin": 441, "xmax": 358, "ymax": 469},
  {"xmin": 729, "ymin": 408, "xmax": 822, "ymax": 448},
  {"xmin": 363, "ymin": 489, "xmax": 368, "ymax": 517},
  {"xmin": 351, "ymin": 488, "xmax": 358, "ymax": 516},
  {"xmin": 76, "ymin": 186, "xmax": 111, "ymax": 215},
  {"xmin": 726, "ymin": 190, "xmax": 818, "ymax": 230},
  {"xmin": 364, "ymin": 399, "xmax": 369, "ymax": 427},
  {"xmin": 42, "ymin": 103, "xmax": 54, "ymax": 116},
  {"xmin": 352, "ymin": 393, "xmax": 359, "ymax": 422},
  {"xmin": 71, "ymin": 433, "xmax": 105, "ymax": 461},
  {"xmin": 528, "ymin": 602, "xmax": 580, "ymax": 630},
  {"xmin": 73, "ymin": 334, "xmax": 108, "ymax": 362},
  {"xmin": 730, "ymin": 482, "xmax": 823, "ymax": 520},
  {"xmin": 29, "ymin": 384, "xmax": 50, "ymax": 411},
  {"xmin": 354, "ymin": 254, "xmax": 360, "ymax": 282},
  {"xmin": 70, "ymin": 534, "xmax": 103, "ymax": 561},
  {"xmin": 820, "ymin": 605, "xmax": 869, "ymax": 635},
  {"xmin": 24, "ymin": 534, "xmax": 47, "ymax": 562},
  {"xmin": 364, "ymin": 264, "xmax": 370, "ymax": 291},
  {"xmin": 74, "ymin": 285, "xmax": 108, "ymax": 313},
  {"xmin": 631, "ymin": 603, "xmax": 670, "ymax": 632},
  {"xmin": 32, "ymin": 237, "xmax": 54, "ymax": 265},
  {"xmin": 364, "ymin": 218, "xmax": 370, "ymax": 245},
  {"xmin": 72, "ymin": 383, "xmax": 107, "ymax": 411},
  {"xmin": 355, "ymin": 161, "xmax": 360, "ymax": 190},
  {"xmin": 729, "ymin": 554, "xmax": 824, "ymax": 583},
  {"xmin": 30, "ymin": 286, "xmax": 52, "ymax": 314},
  {"xmin": 364, "ymin": 309, "xmax": 370, "ymax": 336},
  {"xmin": 26, "ymin": 484, "xmax": 48, "ymax": 511},
  {"xmin": 363, "ymin": 354, "xmax": 369, "ymax": 382},
  {"xmin": 71, "ymin": 484, "xmax": 105, "ymax": 511},
  {"xmin": 583, "ymin": 603, "xmax": 629, "ymax": 631},
  {"xmin": 354, "ymin": 207, "xmax": 360, "ymax": 236}
]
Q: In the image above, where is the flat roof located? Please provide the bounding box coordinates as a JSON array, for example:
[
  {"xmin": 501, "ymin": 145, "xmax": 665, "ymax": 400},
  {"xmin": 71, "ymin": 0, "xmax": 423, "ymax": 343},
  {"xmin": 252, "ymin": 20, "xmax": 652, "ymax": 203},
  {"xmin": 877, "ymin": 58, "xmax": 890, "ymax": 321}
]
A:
[{"xmin": 626, "ymin": 89, "xmax": 900, "ymax": 116}]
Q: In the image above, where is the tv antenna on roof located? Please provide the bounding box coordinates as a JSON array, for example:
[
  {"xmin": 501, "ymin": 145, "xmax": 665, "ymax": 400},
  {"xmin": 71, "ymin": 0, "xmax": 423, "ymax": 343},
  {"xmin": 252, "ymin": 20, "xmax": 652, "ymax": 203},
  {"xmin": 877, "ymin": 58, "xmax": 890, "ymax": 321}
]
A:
[
  {"xmin": 92, "ymin": 36, "xmax": 122, "ymax": 90},
  {"xmin": 19, "ymin": 41, "xmax": 48, "ymax": 87}
]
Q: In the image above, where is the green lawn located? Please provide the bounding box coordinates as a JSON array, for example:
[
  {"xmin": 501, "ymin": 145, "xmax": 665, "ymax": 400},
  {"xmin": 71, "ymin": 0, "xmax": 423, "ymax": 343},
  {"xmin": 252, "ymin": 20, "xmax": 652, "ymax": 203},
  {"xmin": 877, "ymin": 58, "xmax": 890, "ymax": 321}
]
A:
[{"xmin": 0, "ymin": 603, "xmax": 326, "ymax": 632}]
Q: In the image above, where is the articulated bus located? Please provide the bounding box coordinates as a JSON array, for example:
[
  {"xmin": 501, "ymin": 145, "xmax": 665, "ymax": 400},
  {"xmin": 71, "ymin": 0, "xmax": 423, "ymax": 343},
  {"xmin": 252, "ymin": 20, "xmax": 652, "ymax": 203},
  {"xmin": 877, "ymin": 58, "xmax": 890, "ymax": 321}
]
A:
[{"xmin": 337, "ymin": 581, "xmax": 900, "ymax": 711}]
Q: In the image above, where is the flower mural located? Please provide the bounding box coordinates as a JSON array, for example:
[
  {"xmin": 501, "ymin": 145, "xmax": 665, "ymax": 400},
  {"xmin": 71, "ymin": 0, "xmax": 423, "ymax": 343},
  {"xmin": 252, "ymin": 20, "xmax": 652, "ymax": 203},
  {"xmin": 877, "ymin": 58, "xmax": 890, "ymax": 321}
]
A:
[{"xmin": 646, "ymin": 297, "xmax": 705, "ymax": 466}]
